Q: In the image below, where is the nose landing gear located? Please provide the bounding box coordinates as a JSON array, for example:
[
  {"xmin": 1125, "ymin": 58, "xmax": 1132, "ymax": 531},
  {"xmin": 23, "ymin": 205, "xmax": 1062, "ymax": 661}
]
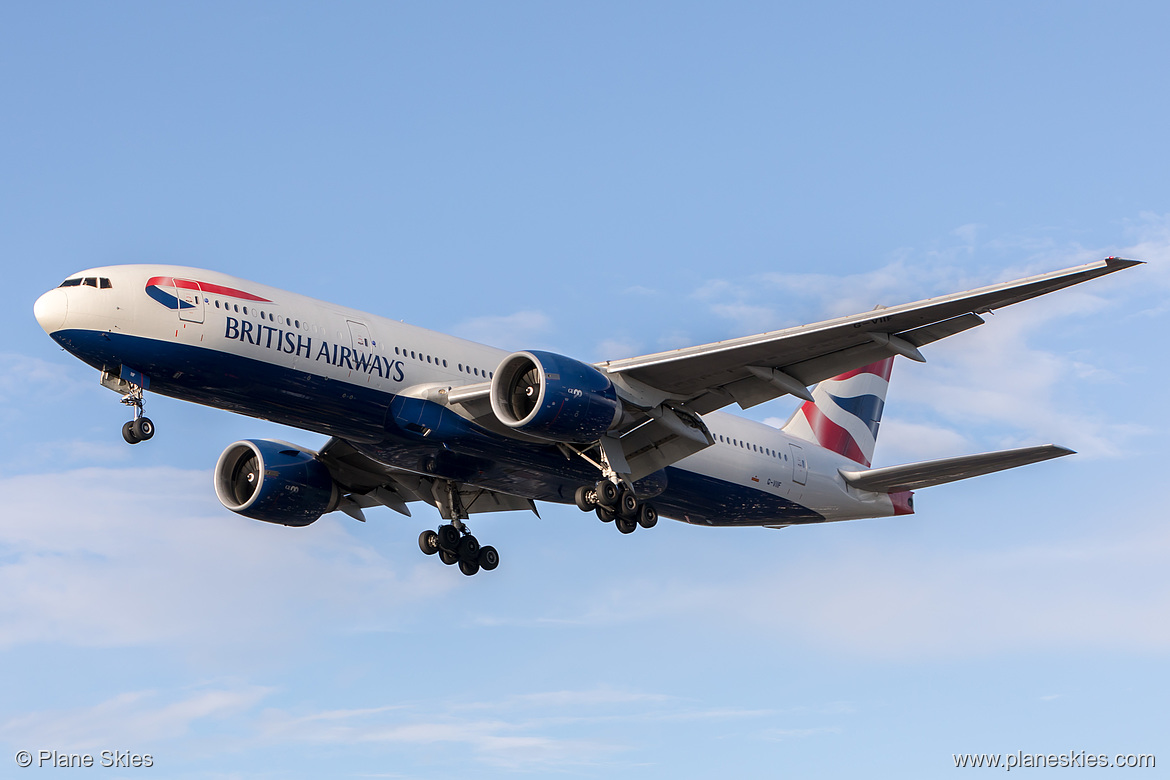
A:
[{"xmin": 117, "ymin": 380, "xmax": 155, "ymax": 444}]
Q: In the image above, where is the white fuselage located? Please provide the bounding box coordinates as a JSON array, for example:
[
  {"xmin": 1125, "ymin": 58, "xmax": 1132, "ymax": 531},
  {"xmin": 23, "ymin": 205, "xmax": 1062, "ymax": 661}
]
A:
[{"xmin": 35, "ymin": 264, "xmax": 903, "ymax": 526}]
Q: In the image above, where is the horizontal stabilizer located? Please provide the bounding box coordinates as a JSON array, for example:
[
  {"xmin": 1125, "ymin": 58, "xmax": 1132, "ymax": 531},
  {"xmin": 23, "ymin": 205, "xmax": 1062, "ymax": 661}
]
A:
[{"xmin": 839, "ymin": 444, "xmax": 1074, "ymax": 493}]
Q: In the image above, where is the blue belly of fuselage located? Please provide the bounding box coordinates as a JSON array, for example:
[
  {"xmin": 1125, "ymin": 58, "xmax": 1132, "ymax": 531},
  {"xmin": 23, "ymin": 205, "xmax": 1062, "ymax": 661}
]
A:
[{"xmin": 51, "ymin": 328, "xmax": 825, "ymax": 526}]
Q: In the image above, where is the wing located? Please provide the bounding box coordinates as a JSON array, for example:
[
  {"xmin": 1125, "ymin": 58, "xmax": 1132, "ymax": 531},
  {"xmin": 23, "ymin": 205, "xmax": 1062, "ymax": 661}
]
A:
[
  {"xmin": 602, "ymin": 257, "xmax": 1140, "ymax": 414},
  {"xmin": 438, "ymin": 257, "xmax": 1138, "ymax": 481},
  {"xmin": 839, "ymin": 444, "xmax": 1074, "ymax": 493},
  {"xmin": 316, "ymin": 438, "xmax": 539, "ymax": 522}
]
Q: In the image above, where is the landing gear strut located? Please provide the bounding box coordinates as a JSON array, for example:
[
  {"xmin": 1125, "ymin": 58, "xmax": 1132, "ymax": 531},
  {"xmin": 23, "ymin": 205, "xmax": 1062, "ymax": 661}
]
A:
[
  {"xmin": 119, "ymin": 382, "xmax": 155, "ymax": 444},
  {"xmin": 418, "ymin": 481, "xmax": 500, "ymax": 576}
]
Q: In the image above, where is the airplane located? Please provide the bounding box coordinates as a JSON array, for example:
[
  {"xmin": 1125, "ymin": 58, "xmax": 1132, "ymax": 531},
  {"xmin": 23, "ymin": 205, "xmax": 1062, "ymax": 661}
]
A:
[{"xmin": 33, "ymin": 257, "xmax": 1140, "ymax": 575}]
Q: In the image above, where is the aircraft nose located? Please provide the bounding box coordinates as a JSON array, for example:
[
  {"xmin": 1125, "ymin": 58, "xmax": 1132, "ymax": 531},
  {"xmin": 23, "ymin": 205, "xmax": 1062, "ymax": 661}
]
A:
[{"xmin": 33, "ymin": 288, "xmax": 68, "ymax": 334}]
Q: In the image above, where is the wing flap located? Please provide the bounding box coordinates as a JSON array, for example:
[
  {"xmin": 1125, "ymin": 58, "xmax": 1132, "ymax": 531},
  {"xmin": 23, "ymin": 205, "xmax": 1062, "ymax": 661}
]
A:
[
  {"xmin": 839, "ymin": 444, "xmax": 1075, "ymax": 493},
  {"xmin": 316, "ymin": 438, "xmax": 535, "ymax": 518}
]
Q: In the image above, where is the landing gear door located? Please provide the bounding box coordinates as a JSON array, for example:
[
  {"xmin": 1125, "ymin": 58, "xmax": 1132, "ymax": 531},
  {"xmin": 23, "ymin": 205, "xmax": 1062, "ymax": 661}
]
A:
[
  {"xmin": 174, "ymin": 279, "xmax": 205, "ymax": 324},
  {"xmin": 347, "ymin": 320, "xmax": 373, "ymax": 350},
  {"xmin": 790, "ymin": 443, "xmax": 808, "ymax": 485}
]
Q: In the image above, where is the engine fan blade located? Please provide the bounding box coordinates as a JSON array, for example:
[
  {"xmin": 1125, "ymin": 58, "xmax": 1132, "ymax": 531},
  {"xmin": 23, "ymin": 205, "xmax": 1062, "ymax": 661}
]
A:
[
  {"xmin": 511, "ymin": 367, "xmax": 542, "ymax": 419},
  {"xmin": 231, "ymin": 452, "xmax": 261, "ymax": 505}
]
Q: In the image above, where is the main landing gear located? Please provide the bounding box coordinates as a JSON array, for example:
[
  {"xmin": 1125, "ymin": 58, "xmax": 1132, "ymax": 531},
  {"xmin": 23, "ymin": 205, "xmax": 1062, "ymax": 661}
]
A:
[
  {"xmin": 418, "ymin": 480, "xmax": 499, "ymax": 576},
  {"xmin": 574, "ymin": 480, "xmax": 658, "ymax": 535},
  {"xmin": 119, "ymin": 382, "xmax": 155, "ymax": 445},
  {"xmin": 418, "ymin": 524, "xmax": 499, "ymax": 576}
]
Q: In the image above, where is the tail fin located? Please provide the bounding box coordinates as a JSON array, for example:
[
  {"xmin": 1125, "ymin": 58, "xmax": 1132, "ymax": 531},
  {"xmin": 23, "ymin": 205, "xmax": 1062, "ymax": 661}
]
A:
[{"xmin": 781, "ymin": 357, "xmax": 894, "ymax": 467}]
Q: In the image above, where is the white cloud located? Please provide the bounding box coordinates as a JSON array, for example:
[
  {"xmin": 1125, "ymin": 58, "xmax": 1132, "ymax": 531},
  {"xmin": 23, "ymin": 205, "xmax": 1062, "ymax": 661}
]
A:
[
  {"xmin": 594, "ymin": 338, "xmax": 641, "ymax": 361},
  {"xmin": 252, "ymin": 687, "xmax": 779, "ymax": 770},
  {"xmin": 0, "ymin": 353, "xmax": 86, "ymax": 400},
  {"xmin": 0, "ymin": 685, "xmax": 274, "ymax": 750},
  {"xmin": 255, "ymin": 701, "xmax": 624, "ymax": 770},
  {"xmin": 452, "ymin": 310, "xmax": 552, "ymax": 350},
  {"xmin": 889, "ymin": 298, "xmax": 1149, "ymax": 459},
  {"xmin": 871, "ymin": 419, "xmax": 972, "ymax": 464},
  {"xmin": 0, "ymin": 467, "xmax": 456, "ymax": 653},
  {"xmin": 489, "ymin": 521, "xmax": 1170, "ymax": 660}
]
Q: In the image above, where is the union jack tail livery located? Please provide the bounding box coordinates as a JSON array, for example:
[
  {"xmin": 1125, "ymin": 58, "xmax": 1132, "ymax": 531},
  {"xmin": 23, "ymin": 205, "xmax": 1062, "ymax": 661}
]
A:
[{"xmin": 781, "ymin": 357, "xmax": 894, "ymax": 467}]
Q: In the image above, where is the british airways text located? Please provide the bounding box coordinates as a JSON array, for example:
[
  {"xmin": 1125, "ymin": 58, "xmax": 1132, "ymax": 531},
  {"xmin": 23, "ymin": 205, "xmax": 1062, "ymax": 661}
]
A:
[{"xmin": 224, "ymin": 316, "xmax": 405, "ymax": 381}]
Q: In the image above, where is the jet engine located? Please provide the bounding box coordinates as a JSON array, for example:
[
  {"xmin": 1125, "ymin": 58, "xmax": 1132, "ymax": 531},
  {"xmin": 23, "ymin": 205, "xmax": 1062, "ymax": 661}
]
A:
[
  {"xmin": 490, "ymin": 350, "xmax": 623, "ymax": 442},
  {"xmin": 213, "ymin": 440, "xmax": 340, "ymax": 526}
]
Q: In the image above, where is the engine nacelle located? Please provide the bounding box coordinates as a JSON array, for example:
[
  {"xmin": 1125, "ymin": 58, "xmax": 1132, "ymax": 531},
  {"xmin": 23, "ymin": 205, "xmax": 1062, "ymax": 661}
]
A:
[
  {"xmin": 213, "ymin": 440, "xmax": 339, "ymax": 526},
  {"xmin": 490, "ymin": 350, "xmax": 622, "ymax": 442}
]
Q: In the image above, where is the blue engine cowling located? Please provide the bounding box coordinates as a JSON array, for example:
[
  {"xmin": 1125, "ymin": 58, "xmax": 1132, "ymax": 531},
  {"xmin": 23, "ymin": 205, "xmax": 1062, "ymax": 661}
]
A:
[
  {"xmin": 213, "ymin": 440, "xmax": 339, "ymax": 526},
  {"xmin": 490, "ymin": 350, "xmax": 623, "ymax": 442}
]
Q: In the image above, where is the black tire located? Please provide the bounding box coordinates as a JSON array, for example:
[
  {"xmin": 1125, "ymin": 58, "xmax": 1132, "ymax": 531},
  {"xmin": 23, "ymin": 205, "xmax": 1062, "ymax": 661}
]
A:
[
  {"xmin": 616, "ymin": 516, "xmax": 637, "ymax": 534},
  {"xmin": 638, "ymin": 503, "xmax": 658, "ymax": 529},
  {"xmin": 122, "ymin": 421, "xmax": 140, "ymax": 444},
  {"xmin": 478, "ymin": 545, "xmax": 499, "ymax": 571},
  {"xmin": 574, "ymin": 485, "xmax": 595, "ymax": 512},
  {"xmin": 619, "ymin": 490, "xmax": 638, "ymax": 518},
  {"xmin": 596, "ymin": 480, "xmax": 619, "ymax": 507},
  {"xmin": 418, "ymin": 529, "xmax": 439, "ymax": 555},
  {"xmin": 458, "ymin": 534, "xmax": 480, "ymax": 563},
  {"xmin": 133, "ymin": 417, "xmax": 155, "ymax": 441},
  {"xmin": 459, "ymin": 559, "xmax": 480, "ymax": 576},
  {"xmin": 595, "ymin": 505, "xmax": 615, "ymax": 523},
  {"xmin": 437, "ymin": 524, "xmax": 461, "ymax": 552},
  {"xmin": 439, "ymin": 549, "xmax": 458, "ymax": 565}
]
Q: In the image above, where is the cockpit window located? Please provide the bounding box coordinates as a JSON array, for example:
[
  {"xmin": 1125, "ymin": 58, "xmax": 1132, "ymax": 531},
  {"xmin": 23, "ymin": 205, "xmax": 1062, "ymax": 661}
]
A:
[{"xmin": 57, "ymin": 276, "xmax": 113, "ymax": 289}]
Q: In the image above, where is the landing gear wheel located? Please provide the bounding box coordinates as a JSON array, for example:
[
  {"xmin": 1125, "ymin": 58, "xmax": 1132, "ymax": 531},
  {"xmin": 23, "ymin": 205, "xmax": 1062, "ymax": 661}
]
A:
[
  {"xmin": 595, "ymin": 480, "xmax": 619, "ymax": 507},
  {"xmin": 478, "ymin": 546, "xmax": 499, "ymax": 571},
  {"xmin": 438, "ymin": 549, "xmax": 458, "ymax": 565},
  {"xmin": 618, "ymin": 490, "xmax": 638, "ymax": 518},
  {"xmin": 457, "ymin": 535, "xmax": 480, "ymax": 563},
  {"xmin": 615, "ymin": 516, "xmax": 637, "ymax": 534},
  {"xmin": 574, "ymin": 485, "xmax": 595, "ymax": 511},
  {"xmin": 596, "ymin": 505, "xmax": 616, "ymax": 523},
  {"xmin": 132, "ymin": 417, "xmax": 155, "ymax": 441},
  {"xmin": 638, "ymin": 503, "xmax": 658, "ymax": 529},
  {"xmin": 437, "ymin": 524, "xmax": 461, "ymax": 552},
  {"xmin": 458, "ymin": 559, "xmax": 480, "ymax": 576},
  {"xmin": 418, "ymin": 529, "xmax": 439, "ymax": 555},
  {"xmin": 122, "ymin": 421, "xmax": 141, "ymax": 444}
]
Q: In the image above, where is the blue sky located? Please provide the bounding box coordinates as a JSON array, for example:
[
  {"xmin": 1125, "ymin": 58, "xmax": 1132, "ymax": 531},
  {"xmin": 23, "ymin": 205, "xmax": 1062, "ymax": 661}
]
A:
[{"xmin": 2, "ymin": 2, "xmax": 1168, "ymax": 777}]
